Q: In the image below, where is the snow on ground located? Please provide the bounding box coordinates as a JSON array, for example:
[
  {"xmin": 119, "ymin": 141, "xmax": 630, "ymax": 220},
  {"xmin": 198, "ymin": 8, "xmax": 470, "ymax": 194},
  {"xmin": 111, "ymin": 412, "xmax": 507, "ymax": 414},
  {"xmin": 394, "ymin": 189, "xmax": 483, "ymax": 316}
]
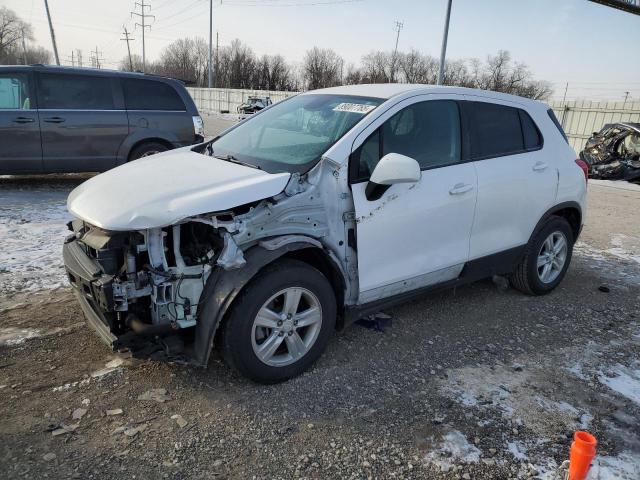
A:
[
  {"xmin": 0, "ymin": 179, "xmax": 75, "ymax": 296},
  {"xmin": 598, "ymin": 363, "xmax": 640, "ymax": 405},
  {"xmin": 423, "ymin": 430, "xmax": 481, "ymax": 472}
]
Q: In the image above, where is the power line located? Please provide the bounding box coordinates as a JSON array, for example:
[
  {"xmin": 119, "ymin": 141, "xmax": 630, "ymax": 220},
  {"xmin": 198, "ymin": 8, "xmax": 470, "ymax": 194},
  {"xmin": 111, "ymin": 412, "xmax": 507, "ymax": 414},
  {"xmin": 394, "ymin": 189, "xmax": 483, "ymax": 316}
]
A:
[{"xmin": 131, "ymin": 0, "xmax": 155, "ymax": 72}]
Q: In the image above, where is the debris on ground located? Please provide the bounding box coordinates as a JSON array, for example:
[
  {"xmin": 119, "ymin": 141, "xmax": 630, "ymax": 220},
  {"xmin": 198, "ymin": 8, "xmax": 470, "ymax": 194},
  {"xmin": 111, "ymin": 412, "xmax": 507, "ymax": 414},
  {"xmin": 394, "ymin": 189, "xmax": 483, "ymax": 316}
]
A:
[{"xmin": 355, "ymin": 312, "xmax": 392, "ymax": 332}]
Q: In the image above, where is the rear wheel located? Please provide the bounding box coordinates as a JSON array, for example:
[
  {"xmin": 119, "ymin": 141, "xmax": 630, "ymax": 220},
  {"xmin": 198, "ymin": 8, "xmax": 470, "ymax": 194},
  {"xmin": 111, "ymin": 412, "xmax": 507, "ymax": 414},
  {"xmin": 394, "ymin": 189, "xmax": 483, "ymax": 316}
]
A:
[
  {"xmin": 129, "ymin": 141, "xmax": 169, "ymax": 160},
  {"xmin": 218, "ymin": 259, "xmax": 336, "ymax": 383},
  {"xmin": 510, "ymin": 216, "xmax": 574, "ymax": 295}
]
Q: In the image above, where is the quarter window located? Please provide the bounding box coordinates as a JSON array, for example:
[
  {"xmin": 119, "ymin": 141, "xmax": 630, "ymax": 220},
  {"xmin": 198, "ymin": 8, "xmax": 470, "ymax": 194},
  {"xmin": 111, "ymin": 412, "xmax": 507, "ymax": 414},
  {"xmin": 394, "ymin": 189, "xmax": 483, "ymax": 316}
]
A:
[
  {"xmin": 123, "ymin": 79, "xmax": 185, "ymax": 111},
  {"xmin": 37, "ymin": 73, "xmax": 114, "ymax": 109},
  {"xmin": 0, "ymin": 74, "xmax": 32, "ymax": 110},
  {"xmin": 352, "ymin": 100, "xmax": 461, "ymax": 181},
  {"xmin": 519, "ymin": 110, "xmax": 542, "ymax": 150}
]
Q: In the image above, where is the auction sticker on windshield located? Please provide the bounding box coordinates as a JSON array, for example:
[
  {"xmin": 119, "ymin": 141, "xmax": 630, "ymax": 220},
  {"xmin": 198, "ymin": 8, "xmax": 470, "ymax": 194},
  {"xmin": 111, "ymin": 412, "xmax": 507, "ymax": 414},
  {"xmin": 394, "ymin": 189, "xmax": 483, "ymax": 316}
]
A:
[{"xmin": 333, "ymin": 103, "xmax": 377, "ymax": 114}]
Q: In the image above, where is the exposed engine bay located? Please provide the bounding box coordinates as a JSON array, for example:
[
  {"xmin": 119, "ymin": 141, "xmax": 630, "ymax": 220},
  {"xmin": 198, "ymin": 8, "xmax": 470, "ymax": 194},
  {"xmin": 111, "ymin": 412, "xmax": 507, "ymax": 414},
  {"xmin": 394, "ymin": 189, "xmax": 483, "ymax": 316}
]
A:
[
  {"xmin": 62, "ymin": 157, "xmax": 356, "ymax": 364},
  {"xmin": 580, "ymin": 122, "xmax": 640, "ymax": 182}
]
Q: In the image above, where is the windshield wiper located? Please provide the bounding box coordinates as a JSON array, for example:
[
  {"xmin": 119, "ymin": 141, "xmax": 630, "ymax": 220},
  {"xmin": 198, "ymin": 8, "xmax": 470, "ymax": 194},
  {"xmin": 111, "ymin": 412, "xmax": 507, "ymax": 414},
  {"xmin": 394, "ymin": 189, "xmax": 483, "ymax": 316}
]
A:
[{"xmin": 212, "ymin": 153, "xmax": 261, "ymax": 170}]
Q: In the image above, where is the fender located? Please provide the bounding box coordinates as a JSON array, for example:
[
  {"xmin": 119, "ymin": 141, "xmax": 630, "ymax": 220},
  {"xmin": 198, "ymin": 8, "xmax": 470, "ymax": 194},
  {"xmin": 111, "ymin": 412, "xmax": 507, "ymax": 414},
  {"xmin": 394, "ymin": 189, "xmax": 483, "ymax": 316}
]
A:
[
  {"xmin": 115, "ymin": 129, "xmax": 183, "ymax": 165},
  {"xmin": 192, "ymin": 239, "xmax": 344, "ymax": 366},
  {"xmin": 530, "ymin": 201, "xmax": 583, "ymax": 243}
]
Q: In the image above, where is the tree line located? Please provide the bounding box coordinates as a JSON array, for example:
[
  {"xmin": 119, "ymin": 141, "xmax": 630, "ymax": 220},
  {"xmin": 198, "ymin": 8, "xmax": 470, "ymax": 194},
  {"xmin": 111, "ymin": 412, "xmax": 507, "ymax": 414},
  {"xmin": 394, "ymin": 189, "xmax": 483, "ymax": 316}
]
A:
[
  {"xmin": 0, "ymin": 6, "xmax": 552, "ymax": 100},
  {"xmin": 0, "ymin": 7, "xmax": 51, "ymax": 65},
  {"xmin": 127, "ymin": 38, "xmax": 552, "ymax": 100}
]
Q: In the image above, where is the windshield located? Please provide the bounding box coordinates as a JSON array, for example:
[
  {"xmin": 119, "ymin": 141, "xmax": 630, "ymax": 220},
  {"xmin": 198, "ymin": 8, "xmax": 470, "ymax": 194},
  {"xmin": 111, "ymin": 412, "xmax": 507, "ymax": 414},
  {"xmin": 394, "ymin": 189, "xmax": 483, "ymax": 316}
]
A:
[{"xmin": 209, "ymin": 94, "xmax": 383, "ymax": 173}]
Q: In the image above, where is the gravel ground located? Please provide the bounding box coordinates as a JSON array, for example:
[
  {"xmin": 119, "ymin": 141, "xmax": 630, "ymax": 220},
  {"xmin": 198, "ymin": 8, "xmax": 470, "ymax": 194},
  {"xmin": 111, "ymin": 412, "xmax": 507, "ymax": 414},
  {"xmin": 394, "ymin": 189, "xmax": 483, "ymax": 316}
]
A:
[{"xmin": 1, "ymin": 125, "xmax": 639, "ymax": 479}]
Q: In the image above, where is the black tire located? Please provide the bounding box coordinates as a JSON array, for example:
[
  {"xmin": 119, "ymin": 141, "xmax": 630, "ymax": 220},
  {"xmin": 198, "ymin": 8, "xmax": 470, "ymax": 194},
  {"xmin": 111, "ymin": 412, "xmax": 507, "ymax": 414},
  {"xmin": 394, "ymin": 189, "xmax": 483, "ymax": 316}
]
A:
[
  {"xmin": 218, "ymin": 259, "xmax": 336, "ymax": 383},
  {"xmin": 510, "ymin": 216, "xmax": 574, "ymax": 295},
  {"xmin": 128, "ymin": 141, "xmax": 169, "ymax": 161}
]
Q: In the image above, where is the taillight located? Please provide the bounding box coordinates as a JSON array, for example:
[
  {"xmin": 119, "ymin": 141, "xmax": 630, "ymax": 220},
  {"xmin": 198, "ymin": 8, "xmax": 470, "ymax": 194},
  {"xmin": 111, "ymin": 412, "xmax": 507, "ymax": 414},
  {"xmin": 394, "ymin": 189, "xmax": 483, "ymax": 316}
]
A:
[{"xmin": 575, "ymin": 159, "xmax": 589, "ymax": 183}]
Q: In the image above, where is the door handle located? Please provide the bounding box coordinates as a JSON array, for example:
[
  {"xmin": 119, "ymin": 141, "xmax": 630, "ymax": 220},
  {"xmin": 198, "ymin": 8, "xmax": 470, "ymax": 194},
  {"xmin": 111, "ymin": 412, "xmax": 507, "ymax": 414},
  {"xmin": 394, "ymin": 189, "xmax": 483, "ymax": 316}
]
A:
[
  {"xmin": 13, "ymin": 116, "xmax": 35, "ymax": 124},
  {"xmin": 449, "ymin": 183, "xmax": 474, "ymax": 195},
  {"xmin": 532, "ymin": 161, "xmax": 548, "ymax": 172},
  {"xmin": 43, "ymin": 117, "xmax": 66, "ymax": 123}
]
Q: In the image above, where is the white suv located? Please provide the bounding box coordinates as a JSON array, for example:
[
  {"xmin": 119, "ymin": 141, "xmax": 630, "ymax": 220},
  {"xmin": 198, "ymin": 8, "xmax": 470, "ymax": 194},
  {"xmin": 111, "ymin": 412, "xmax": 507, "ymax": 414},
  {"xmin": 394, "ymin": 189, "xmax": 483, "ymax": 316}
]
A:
[{"xmin": 63, "ymin": 84, "xmax": 588, "ymax": 383}]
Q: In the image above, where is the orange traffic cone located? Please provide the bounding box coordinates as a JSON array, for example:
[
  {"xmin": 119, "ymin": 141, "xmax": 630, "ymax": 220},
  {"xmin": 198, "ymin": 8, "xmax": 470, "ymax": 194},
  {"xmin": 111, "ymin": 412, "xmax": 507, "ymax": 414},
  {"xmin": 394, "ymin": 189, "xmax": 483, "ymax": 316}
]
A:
[{"xmin": 568, "ymin": 431, "xmax": 597, "ymax": 480}]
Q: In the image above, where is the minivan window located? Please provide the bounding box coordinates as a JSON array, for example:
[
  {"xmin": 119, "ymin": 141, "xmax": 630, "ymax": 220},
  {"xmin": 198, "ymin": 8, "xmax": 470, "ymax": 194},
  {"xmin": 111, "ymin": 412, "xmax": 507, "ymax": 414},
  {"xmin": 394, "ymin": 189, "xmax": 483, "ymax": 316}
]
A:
[
  {"xmin": 210, "ymin": 94, "xmax": 383, "ymax": 174},
  {"xmin": 0, "ymin": 74, "xmax": 32, "ymax": 110},
  {"xmin": 353, "ymin": 100, "xmax": 461, "ymax": 181},
  {"xmin": 123, "ymin": 79, "xmax": 185, "ymax": 111},
  {"xmin": 37, "ymin": 73, "xmax": 114, "ymax": 110}
]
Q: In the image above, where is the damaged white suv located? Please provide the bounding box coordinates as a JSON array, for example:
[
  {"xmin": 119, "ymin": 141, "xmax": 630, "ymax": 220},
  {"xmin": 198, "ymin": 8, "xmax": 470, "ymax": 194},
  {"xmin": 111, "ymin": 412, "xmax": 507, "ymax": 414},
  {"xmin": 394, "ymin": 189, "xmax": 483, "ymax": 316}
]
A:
[{"xmin": 64, "ymin": 84, "xmax": 587, "ymax": 383}]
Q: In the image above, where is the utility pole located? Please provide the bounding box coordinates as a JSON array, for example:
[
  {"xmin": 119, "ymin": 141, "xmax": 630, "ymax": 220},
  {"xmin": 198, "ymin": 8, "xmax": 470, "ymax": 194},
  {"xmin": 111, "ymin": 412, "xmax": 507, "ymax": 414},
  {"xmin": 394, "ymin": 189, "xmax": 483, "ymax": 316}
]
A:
[
  {"xmin": 67, "ymin": 50, "xmax": 75, "ymax": 67},
  {"xmin": 43, "ymin": 0, "xmax": 60, "ymax": 65},
  {"xmin": 76, "ymin": 49, "xmax": 83, "ymax": 67},
  {"xmin": 391, "ymin": 20, "xmax": 403, "ymax": 83},
  {"xmin": 561, "ymin": 82, "xmax": 569, "ymax": 128},
  {"xmin": 215, "ymin": 31, "xmax": 219, "ymax": 86},
  {"xmin": 91, "ymin": 46, "xmax": 103, "ymax": 69},
  {"xmin": 21, "ymin": 29, "xmax": 28, "ymax": 65},
  {"xmin": 131, "ymin": 0, "xmax": 154, "ymax": 73},
  {"xmin": 623, "ymin": 91, "xmax": 630, "ymax": 108},
  {"xmin": 208, "ymin": 0, "xmax": 214, "ymax": 87},
  {"xmin": 437, "ymin": 0, "xmax": 453, "ymax": 85},
  {"xmin": 121, "ymin": 26, "xmax": 135, "ymax": 71}
]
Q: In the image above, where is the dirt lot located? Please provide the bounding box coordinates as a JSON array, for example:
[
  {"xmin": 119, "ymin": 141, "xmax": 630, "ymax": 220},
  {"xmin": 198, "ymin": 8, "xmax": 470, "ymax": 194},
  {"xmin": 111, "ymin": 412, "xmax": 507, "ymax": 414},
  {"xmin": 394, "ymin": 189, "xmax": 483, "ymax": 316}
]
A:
[{"xmin": 1, "ymin": 129, "xmax": 639, "ymax": 479}]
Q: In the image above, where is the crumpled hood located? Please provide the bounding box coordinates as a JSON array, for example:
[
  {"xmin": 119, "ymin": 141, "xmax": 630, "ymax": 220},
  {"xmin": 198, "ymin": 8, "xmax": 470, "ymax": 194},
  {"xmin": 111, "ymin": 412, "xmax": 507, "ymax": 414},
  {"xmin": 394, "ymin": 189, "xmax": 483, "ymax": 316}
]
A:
[{"xmin": 67, "ymin": 148, "xmax": 290, "ymax": 231}]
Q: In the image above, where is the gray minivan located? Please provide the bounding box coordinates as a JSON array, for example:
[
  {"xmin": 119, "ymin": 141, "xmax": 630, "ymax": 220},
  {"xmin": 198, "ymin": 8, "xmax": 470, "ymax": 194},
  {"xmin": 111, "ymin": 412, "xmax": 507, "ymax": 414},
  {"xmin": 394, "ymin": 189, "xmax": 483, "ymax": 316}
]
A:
[{"xmin": 0, "ymin": 65, "xmax": 204, "ymax": 174}]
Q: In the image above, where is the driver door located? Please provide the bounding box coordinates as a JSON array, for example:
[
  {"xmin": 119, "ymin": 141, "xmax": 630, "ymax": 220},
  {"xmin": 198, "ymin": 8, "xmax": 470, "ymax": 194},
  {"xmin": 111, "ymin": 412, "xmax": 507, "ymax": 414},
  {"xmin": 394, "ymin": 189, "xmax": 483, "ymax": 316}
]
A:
[{"xmin": 350, "ymin": 95, "xmax": 478, "ymax": 304}]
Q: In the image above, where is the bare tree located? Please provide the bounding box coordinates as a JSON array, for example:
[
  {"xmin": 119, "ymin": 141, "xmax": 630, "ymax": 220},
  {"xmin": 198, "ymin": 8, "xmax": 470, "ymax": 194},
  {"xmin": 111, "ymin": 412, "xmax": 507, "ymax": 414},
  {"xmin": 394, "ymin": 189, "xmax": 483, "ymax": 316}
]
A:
[
  {"xmin": 302, "ymin": 47, "xmax": 343, "ymax": 90},
  {"xmin": 0, "ymin": 7, "xmax": 51, "ymax": 66},
  {"xmin": 361, "ymin": 51, "xmax": 392, "ymax": 83},
  {"xmin": 119, "ymin": 54, "xmax": 145, "ymax": 72}
]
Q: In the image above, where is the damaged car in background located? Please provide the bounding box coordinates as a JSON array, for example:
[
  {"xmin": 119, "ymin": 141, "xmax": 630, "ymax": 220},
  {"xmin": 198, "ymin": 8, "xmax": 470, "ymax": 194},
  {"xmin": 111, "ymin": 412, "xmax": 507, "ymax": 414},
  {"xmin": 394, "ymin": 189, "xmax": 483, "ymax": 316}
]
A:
[
  {"xmin": 579, "ymin": 122, "xmax": 640, "ymax": 181},
  {"xmin": 63, "ymin": 84, "xmax": 587, "ymax": 383}
]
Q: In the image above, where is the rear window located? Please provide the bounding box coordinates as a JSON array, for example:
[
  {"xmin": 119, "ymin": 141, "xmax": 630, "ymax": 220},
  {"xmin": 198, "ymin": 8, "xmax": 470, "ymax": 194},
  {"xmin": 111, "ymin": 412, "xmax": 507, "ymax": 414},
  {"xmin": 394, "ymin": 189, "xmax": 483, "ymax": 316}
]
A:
[
  {"xmin": 469, "ymin": 102, "xmax": 523, "ymax": 158},
  {"xmin": 547, "ymin": 108, "xmax": 568, "ymax": 143},
  {"xmin": 37, "ymin": 73, "xmax": 114, "ymax": 110},
  {"xmin": 123, "ymin": 79, "xmax": 185, "ymax": 111}
]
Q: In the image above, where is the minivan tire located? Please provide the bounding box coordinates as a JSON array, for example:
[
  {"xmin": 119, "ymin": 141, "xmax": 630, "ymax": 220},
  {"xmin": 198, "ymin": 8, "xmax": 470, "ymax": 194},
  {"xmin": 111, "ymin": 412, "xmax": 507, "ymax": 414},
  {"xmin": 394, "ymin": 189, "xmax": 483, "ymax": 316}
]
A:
[
  {"xmin": 510, "ymin": 216, "xmax": 574, "ymax": 295},
  {"xmin": 129, "ymin": 141, "xmax": 169, "ymax": 160},
  {"xmin": 218, "ymin": 259, "xmax": 336, "ymax": 383}
]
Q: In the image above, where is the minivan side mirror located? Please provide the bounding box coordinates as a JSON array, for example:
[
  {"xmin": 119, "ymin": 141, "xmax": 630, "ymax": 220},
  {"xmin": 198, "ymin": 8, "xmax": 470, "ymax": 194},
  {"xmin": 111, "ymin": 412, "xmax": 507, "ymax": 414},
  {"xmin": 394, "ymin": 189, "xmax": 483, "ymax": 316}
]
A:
[{"xmin": 365, "ymin": 153, "xmax": 421, "ymax": 201}]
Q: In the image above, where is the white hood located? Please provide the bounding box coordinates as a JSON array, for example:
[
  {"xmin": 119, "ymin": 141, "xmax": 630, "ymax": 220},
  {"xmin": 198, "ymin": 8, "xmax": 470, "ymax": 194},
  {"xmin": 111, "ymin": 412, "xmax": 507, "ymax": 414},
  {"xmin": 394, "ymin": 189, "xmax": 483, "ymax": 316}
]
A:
[{"xmin": 67, "ymin": 148, "xmax": 290, "ymax": 231}]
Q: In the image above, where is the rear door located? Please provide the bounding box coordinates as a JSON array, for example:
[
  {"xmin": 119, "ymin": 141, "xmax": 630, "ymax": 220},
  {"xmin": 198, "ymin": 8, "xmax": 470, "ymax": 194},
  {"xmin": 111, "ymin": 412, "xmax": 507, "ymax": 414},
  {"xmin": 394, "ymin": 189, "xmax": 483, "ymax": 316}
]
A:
[
  {"xmin": 37, "ymin": 72, "xmax": 128, "ymax": 172},
  {"xmin": 122, "ymin": 78, "xmax": 194, "ymax": 147},
  {"xmin": 0, "ymin": 71, "xmax": 42, "ymax": 173},
  {"xmin": 465, "ymin": 98, "xmax": 556, "ymax": 260}
]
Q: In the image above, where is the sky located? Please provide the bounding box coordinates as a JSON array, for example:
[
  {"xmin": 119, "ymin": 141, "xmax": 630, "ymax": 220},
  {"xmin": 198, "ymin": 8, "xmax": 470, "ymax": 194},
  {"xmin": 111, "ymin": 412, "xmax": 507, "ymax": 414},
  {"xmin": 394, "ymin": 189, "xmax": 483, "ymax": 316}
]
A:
[{"xmin": 3, "ymin": 0, "xmax": 640, "ymax": 100}]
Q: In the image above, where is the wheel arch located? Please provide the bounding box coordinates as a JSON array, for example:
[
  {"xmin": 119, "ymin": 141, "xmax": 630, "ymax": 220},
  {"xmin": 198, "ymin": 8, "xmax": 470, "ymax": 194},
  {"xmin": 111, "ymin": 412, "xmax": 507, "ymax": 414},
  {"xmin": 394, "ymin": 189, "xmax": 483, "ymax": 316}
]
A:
[
  {"xmin": 192, "ymin": 239, "xmax": 346, "ymax": 367},
  {"xmin": 127, "ymin": 137, "xmax": 174, "ymax": 161},
  {"xmin": 532, "ymin": 201, "xmax": 582, "ymax": 243}
]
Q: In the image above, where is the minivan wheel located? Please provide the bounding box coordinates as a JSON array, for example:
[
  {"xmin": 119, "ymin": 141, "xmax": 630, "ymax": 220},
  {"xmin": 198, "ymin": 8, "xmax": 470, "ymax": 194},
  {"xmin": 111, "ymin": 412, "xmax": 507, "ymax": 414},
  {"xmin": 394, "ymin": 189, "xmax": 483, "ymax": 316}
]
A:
[
  {"xmin": 218, "ymin": 259, "xmax": 336, "ymax": 383},
  {"xmin": 510, "ymin": 216, "xmax": 574, "ymax": 295},
  {"xmin": 129, "ymin": 142, "xmax": 169, "ymax": 160}
]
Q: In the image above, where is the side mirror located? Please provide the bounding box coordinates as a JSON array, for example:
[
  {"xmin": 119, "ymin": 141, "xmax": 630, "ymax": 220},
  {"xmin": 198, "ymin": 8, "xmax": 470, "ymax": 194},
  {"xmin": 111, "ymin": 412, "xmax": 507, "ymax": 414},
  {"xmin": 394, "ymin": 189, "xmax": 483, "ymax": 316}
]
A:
[
  {"xmin": 366, "ymin": 153, "xmax": 421, "ymax": 201},
  {"xmin": 592, "ymin": 132, "xmax": 598, "ymax": 136}
]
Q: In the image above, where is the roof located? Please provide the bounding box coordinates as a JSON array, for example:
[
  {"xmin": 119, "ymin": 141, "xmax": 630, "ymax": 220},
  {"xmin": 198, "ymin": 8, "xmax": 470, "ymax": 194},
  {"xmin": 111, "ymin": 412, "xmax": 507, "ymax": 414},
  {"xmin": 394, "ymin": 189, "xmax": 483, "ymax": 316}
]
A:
[
  {"xmin": 303, "ymin": 83, "xmax": 544, "ymax": 107},
  {"xmin": 0, "ymin": 64, "xmax": 183, "ymax": 83}
]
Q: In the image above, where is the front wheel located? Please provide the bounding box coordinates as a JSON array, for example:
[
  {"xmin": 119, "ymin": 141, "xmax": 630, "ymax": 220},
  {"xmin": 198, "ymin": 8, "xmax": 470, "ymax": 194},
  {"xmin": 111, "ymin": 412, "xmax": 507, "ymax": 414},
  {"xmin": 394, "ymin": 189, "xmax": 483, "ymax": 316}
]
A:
[
  {"xmin": 128, "ymin": 141, "xmax": 169, "ymax": 161},
  {"xmin": 510, "ymin": 216, "xmax": 574, "ymax": 295},
  {"xmin": 218, "ymin": 259, "xmax": 336, "ymax": 383}
]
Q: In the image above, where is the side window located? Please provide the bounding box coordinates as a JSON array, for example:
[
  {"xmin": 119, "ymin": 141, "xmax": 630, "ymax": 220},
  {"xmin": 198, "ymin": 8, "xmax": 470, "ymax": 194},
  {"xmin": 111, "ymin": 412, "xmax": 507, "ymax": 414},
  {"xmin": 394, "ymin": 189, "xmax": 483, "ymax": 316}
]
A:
[
  {"xmin": 123, "ymin": 79, "xmax": 186, "ymax": 111},
  {"xmin": 0, "ymin": 74, "xmax": 32, "ymax": 110},
  {"xmin": 469, "ymin": 102, "xmax": 523, "ymax": 158},
  {"xmin": 37, "ymin": 73, "xmax": 114, "ymax": 109},
  {"xmin": 352, "ymin": 100, "xmax": 461, "ymax": 181},
  {"xmin": 519, "ymin": 110, "xmax": 542, "ymax": 150}
]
